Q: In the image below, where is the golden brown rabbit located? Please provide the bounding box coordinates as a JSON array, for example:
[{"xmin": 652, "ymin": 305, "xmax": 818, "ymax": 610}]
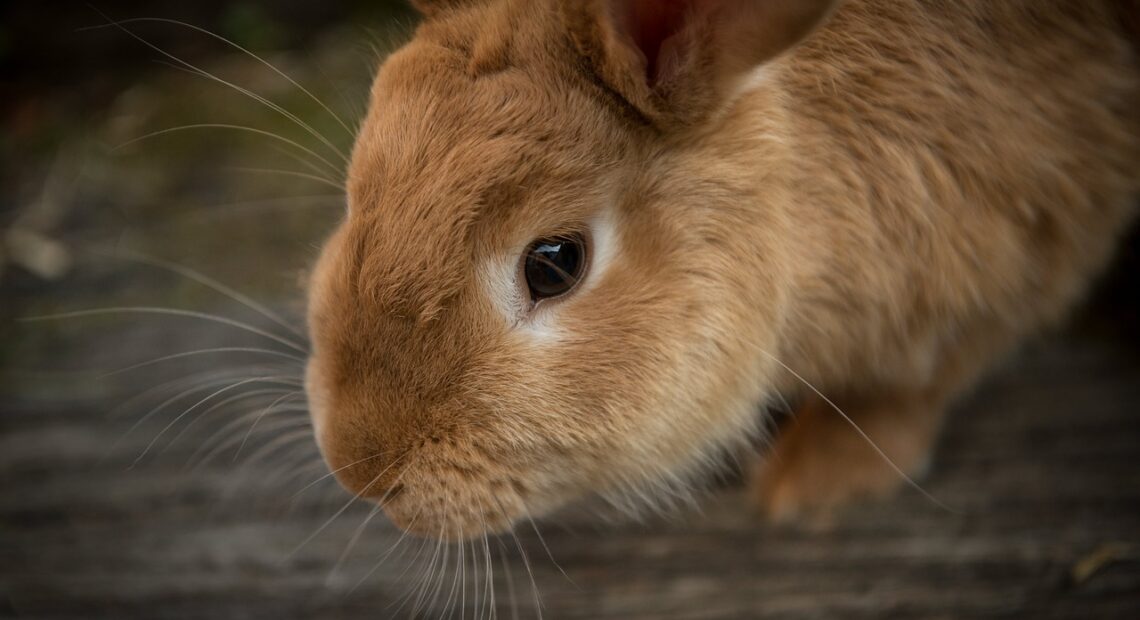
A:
[{"xmin": 304, "ymin": 0, "xmax": 1139, "ymax": 538}]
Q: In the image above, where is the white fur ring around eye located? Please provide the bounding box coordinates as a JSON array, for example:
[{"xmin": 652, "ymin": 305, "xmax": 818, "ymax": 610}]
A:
[{"xmin": 480, "ymin": 210, "xmax": 616, "ymax": 336}]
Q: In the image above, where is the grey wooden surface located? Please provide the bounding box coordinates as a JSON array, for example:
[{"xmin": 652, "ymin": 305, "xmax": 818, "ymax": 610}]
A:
[{"xmin": 2, "ymin": 287, "xmax": 1138, "ymax": 619}]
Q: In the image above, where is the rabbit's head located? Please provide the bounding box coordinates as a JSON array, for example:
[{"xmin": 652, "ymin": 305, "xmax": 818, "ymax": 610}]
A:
[{"xmin": 305, "ymin": 0, "xmax": 837, "ymax": 539}]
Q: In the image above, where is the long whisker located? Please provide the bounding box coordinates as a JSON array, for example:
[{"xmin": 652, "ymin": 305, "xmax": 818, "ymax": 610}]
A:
[
  {"xmin": 165, "ymin": 387, "xmax": 294, "ymax": 455},
  {"xmin": 105, "ymin": 367, "xmax": 257, "ymax": 422},
  {"xmin": 467, "ymin": 538, "xmax": 478, "ymax": 620},
  {"xmin": 227, "ymin": 166, "xmax": 346, "ymax": 191},
  {"xmin": 422, "ymin": 525, "xmax": 451, "ymax": 618},
  {"xmin": 477, "ymin": 510, "xmax": 496, "ymax": 620},
  {"xmin": 108, "ymin": 247, "xmax": 312, "ymax": 337},
  {"xmin": 496, "ymin": 538, "xmax": 520, "ymax": 620},
  {"xmin": 521, "ymin": 510, "xmax": 575, "ymax": 589},
  {"xmin": 21, "ymin": 307, "xmax": 308, "ymax": 353},
  {"xmin": 290, "ymin": 451, "xmax": 390, "ymax": 500},
  {"xmin": 754, "ymin": 348, "xmax": 959, "ymax": 514},
  {"xmin": 94, "ymin": 17, "xmax": 356, "ymax": 138},
  {"xmin": 229, "ymin": 426, "xmax": 315, "ymax": 474},
  {"xmin": 428, "ymin": 496, "xmax": 460, "ymax": 617},
  {"xmin": 394, "ymin": 523, "xmax": 444, "ymax": 618},
  {"xmin": 277, "ymin": 459, "xmax": 328, "ymax": 496},
  {"xmin": 160, "ymin": 194, "xmax": 345, "ymax": 226},
  {"xmin": 494, "ymin": 497, "xmax": 542, "ymax": 620},
  {"xmin": 111, "ymin": 371, "xmax": 272, "ymax": 456},
  {"xmin": 327, "ymin": 503, "xmax": 383, "ymax": 585},
  {"xmin": 310, "ymin": 54, "xmax": 367, "ymax": 134},
  {"xmin": 446, "ymin": 525, "xmax": 469, "ymax": 619},
  {"xmin": 411, "ymin": 528, "xmax": 445, "ymax": 617},
  {"xmin": 86, "ymin": 12, "xmax": 351, "ymax": 165},
  {"xmin": 205, "ymin": 428, "xmax": 320, "ymax": 518},
  {"xmin": 287, "ymin": 451, "xmax": 408, "ymax": 558},
  {"xmin": 447, "ymin": 529, "xmax": 467, "ymax": 619},
  {"xmin": 103, "ymin": 347, "xmax": 304, "ymax": 377},
  {"xmin": 134, "ymin": 375, "xmax": 299, "ymax": 466},
  {"xmin": 258, "ymin": 445, "xmax": 325, "ymax": 499},
  {"xmin": 266, "ymin": 143, "xmax": 346, "ymax": 187},
  {"xmin": 233, "ymin": 391, "xmax": 305, "ymax": 459},
  {"xmin": 112, "ymin": 124, "xmax": 344, "ymax": 181},
  {"xmin": 147, "ymin": 52, "xmax": 353, "ymax": 185},
  {"xmin": 386, "ymin": 528, "xmax": 433, "ymax": 597},
  {"xmin": 162, "ymin": 56, "xmax": 348, "ymax": 165},
  {"xmin": 351, "ymin": 505, "xmax": 424, "ymax": 594}
]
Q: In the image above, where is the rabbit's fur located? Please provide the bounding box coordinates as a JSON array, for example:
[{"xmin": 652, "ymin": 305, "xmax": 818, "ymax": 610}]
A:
[{"xmin": 304, "ymin": 0, "xmax": 1139, "ymax": 538}]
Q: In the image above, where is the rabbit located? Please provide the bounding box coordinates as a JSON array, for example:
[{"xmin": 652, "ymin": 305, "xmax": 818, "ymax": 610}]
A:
[{"xmin": 303, "ymin": 0, "xmax": 1140, "ymax": 539}]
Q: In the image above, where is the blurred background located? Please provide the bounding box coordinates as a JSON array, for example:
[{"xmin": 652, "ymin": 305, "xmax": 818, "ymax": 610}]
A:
[{"xmin": 2, "ymin": 2, "xmax": 1139, "ymax": 618}]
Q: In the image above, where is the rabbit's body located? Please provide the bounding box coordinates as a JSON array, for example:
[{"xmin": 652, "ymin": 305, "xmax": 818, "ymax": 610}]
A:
[
  {"xmin": 305, "ymin": 0, "xmax": 1139, "ymax": 537},
  {"xmin": 729, "ymin": 1, "xmax": 1140, "ymax": 514},
  {"xmin": 752, "ymin": 1, "xmax": 1137, "ymax": 395}
]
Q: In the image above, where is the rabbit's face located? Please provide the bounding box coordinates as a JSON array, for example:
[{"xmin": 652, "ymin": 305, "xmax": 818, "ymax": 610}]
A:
[{"xmin": 304, "ymin": 0, "xmax": 814, "ymax": 539}]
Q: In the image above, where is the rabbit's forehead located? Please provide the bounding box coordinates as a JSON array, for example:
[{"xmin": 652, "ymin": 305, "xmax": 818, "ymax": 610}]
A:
[
  {"xmin": 348, "ymin": 54, "xmax": 620, "ymax": 245},
  {"xmin": 332, "ymin": 39, "xmax": 629, "ymax": 325},
  {"xmin": 359, "ymin": 35, "xmax": 613, "ymax": 170}
]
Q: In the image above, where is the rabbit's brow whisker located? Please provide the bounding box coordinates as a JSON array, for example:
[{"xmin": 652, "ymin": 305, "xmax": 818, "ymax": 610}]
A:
[
  {"xmin": 84, "ymin": 10, "xmax": 351, "ymax": 164},
  {"xmin": 227, "ymin": 166, "xmax": 347, "ymax": 191},
  {"xmin": 113, "ymin": 124, "xmax": 344, "ymax": 181},
  {"xmin": 82, "ymin": 16, "xmax": 356, "ymax": 138}
]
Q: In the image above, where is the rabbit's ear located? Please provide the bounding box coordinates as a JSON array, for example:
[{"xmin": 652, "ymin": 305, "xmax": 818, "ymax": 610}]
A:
[{"xmin": 562, "ymin": 0, "xmax": 838, "ymax": 127}]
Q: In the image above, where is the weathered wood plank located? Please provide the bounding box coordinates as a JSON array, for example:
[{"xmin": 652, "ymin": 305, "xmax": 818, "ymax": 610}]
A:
[{"xmin": 2, "ymin": 309, "xmax": 1138, "ymax": 619}]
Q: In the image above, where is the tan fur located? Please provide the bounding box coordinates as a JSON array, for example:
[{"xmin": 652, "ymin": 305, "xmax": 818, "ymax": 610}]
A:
[{"xmin": 304, "ymin": 0, "xmax": 1140, "ymax": 539}]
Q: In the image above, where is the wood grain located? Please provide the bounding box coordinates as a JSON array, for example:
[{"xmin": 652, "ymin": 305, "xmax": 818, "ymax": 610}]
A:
[{"xmin": 2, "ymin": 304, "xmax": 1138, "ymax": 619}]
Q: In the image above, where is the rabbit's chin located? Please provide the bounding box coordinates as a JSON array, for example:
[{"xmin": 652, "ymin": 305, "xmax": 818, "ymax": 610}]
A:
[
  {"xmin": 377, "ymin": 467, "xmax": 529, "ymax": 541},
  {"xmin": 383, "ymin": 476, "xmax": 524, "ymax": 540}
]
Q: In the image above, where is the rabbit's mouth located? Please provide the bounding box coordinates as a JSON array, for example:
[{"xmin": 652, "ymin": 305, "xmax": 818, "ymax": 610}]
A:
[{"xmin": 305, "ymin": 365, "xmax": 531, "ymax": 540}]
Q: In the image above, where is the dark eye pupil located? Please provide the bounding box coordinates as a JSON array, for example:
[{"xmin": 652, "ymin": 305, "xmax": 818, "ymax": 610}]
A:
[{"xmin": 524, "ymin": 234, "xmax": 585, "ymax": 300}]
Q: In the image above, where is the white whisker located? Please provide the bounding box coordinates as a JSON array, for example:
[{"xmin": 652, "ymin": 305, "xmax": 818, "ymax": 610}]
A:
[
  {"xmin": 496, "ymin": 538, "xmax": 520, "ymax": 620},
  {"xmin": 22, "ymin": 307, "xmax": 308, "ymax": 353},
  {"xmin": 100, "ymin": 17, "xmax": 356, "ymax": 138},
  {"xmin": 521, "ymin": 510, "xmax": 575, "ymax": 589},
  {"xmin": 352, "ymin": 505, "xmax": 424, "ymax": 594},
  {"xmin": 86, "ymin": 12, "xmax": 351, "ymax": 165},
  {"xmin": 103, "ymin": 347, "xmax": 304, "ymax": 377},
  {"xmin": 326, "ymin": 503, "xmax": 382, "ymax": 585},
  {"xmin": 134, "ymin": 375, "xmax": 299, "ymax": 466},
  {"xmin": 290, "ymin": 451, "xmax": 390, "ymax": 501},
  {"xmin": 160, "ymin": 194, "xmax": 345, "ymax": 226},
  {"xmin": 113, "ymin": 372, "xmax": 270, "ymax": 456},
  {"xmin": 494, "ymin": 497, "xmax": 542, "ymax": 620},
  {"xmin": 113, "ymin": 124, "xmax": 344, "ymax": 181},
  {"xmin": 167, "ymin": 387, "xmax": 294, "ymax": 455},
  {"xmin": 226, "ymin": 166, "xmax": 346, "ymax": 191},
  {"xmin": 287, "ymin": 451, "xmax": 407, "ymax": 558},
  {"xmin": 234, "ymin": 391, "xmax": 305, "ymax": 459},
  {"xmin": 754, "ymin": 348, "xmax": 959, "ymax": 514}
]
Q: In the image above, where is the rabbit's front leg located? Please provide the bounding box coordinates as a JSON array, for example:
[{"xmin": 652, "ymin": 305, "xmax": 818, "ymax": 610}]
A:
[{"xmin": 752, "ymin": 386, "xmax": 948, "ymax": 525}]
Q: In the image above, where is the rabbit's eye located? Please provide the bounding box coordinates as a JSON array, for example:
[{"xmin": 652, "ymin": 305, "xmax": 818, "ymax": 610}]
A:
[{"xmin": 523, "ymin": 233, "xmax": 587, "ymax": 302}]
